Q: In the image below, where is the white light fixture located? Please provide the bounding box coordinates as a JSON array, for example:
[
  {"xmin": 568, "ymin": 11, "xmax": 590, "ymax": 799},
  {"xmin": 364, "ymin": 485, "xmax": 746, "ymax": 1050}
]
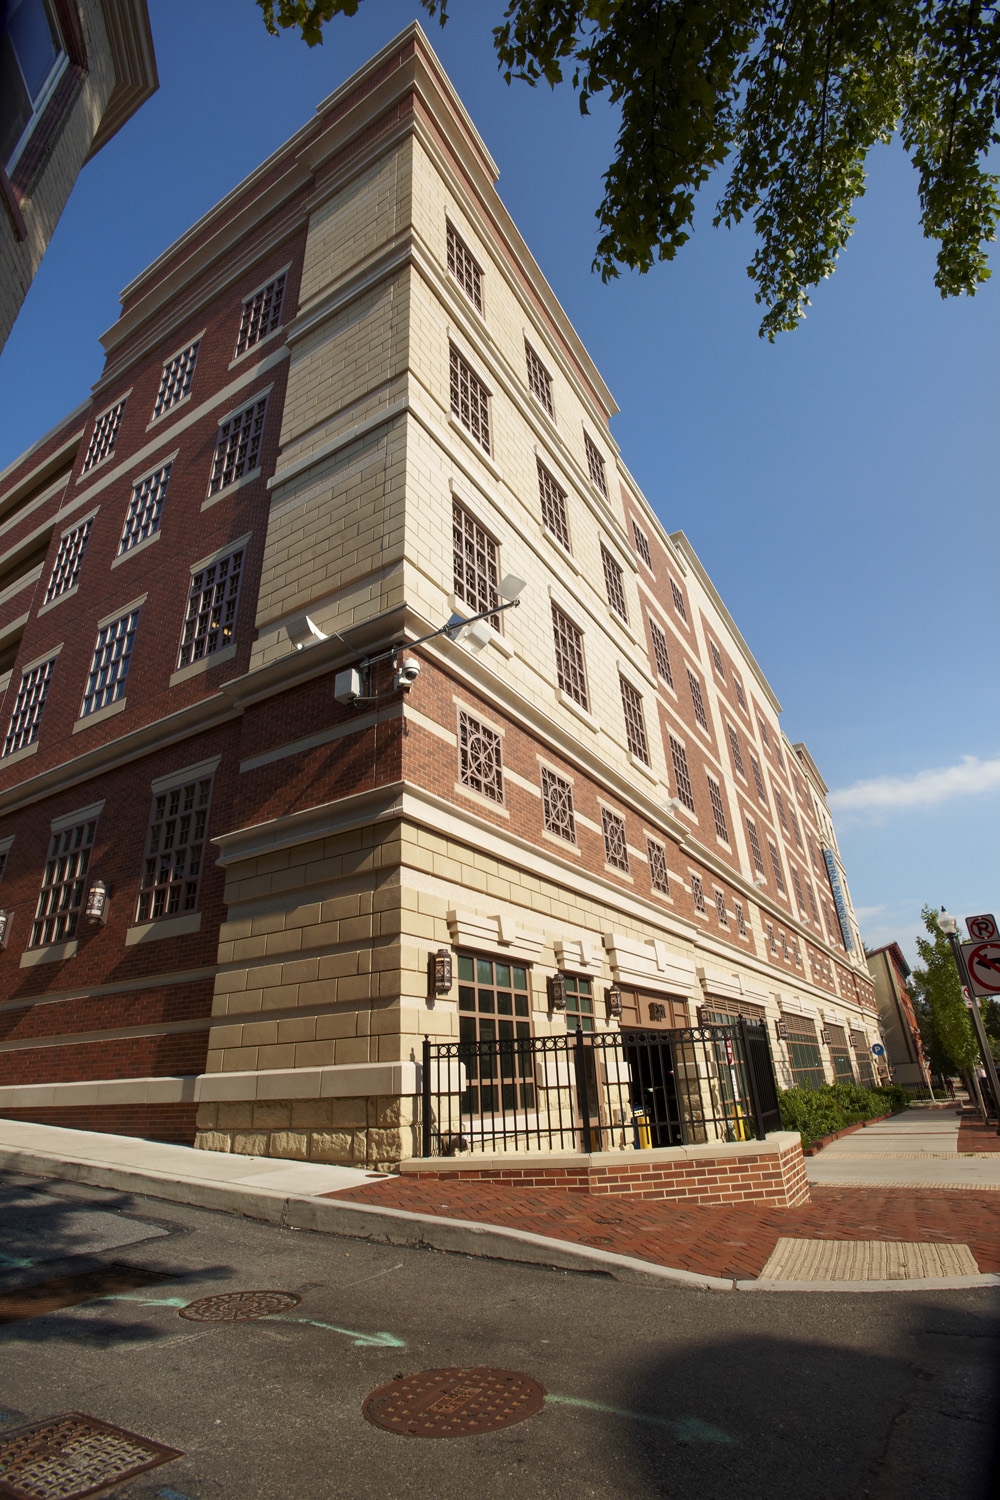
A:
[
  {"xmin": 286, "ymin": 614, "xmax": 328, "ymax": 651},
  {"xmin": 497, "ymin": 574, "xmax": 526, "ymax": 601},
  {"xmin": 936, "ymin": 910, "xmax": 958, "ymax": 936},
  {"xmin": 463, "ymin": 617, "xmax": 493, "ymax": 652},
  {"xmin": 666, "ymin": 797, "xmax": 683, "ymax": 814}
]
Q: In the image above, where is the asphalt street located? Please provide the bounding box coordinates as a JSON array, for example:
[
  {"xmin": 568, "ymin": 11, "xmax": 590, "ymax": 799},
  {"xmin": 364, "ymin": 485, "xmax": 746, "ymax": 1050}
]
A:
[{"xmin": 1, "ymin": 1171, "xmax": 997, "ymax": 1500}]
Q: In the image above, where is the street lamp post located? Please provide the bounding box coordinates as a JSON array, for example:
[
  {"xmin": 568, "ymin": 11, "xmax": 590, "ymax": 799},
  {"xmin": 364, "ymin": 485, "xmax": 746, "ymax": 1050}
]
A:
[{"xmin": 937, "ymin": 911, "xmax": 1000, "ymax": 1134}]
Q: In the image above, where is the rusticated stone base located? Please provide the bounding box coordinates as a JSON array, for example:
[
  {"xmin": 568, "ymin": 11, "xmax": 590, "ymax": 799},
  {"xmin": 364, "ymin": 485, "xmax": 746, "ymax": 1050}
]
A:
[{"xmin": 194, "ymin": 1094, "xmax": 416, "ymax": 1171}]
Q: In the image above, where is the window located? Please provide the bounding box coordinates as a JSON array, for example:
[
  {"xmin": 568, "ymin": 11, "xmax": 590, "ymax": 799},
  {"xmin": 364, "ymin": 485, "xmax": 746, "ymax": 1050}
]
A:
[
  {"xmin": 687, "ymin": 669, "xmax": 708, "ymax": 730},
  {"xmin": 853, "ymin": 1035, "xmax": 876, "ymax": 1088},
  {"xmin": 119, "ymin": 463, "xmax": 171, "ymax": 555},
  {"xmin": 551, "ymin": 604, "xmax": 588, "ymax": 710},
  {"xmin": 563, "ymin": 973, "xmax": 595, "ymax": 1033},
  {"xmin": 669, "ymin": 735, "xmax": 695, "ymax": 811},
  {"xmin": 789, "ymin": 806, "xmax": 804, "ymax": 849},
  {"xmin": 459, "ymin": 710, "xmax": 503, "ymax": 803},
  {"xmin": 669, "ymin": 577, "xmax": 687, "ymax": 621},
  {"xmin": 82, "ymin": 400, "xmax": 126, "ymax": 473},
  {"xmin": 631, "ymin": 520, "xmax": 652, "ymax": 569},
  {"xmin": 806, "ymin": 879, "xmax": 819, "ymax": 923},
  {"xmin": 619, "ymin": 677, "xmax": 648, "ymax": 763},
  {"xmin": 714, "ymin": 888, "xmax": 728, "ymax": 926},
  {"xmin": 783, "ymin": 1014, "xmax": 826, "ymax": 1090},
  {"xmin": 446, "ymin": 224, "xmax": 483, "ymax": 312},
  {"xmin": 766, "ymin": 922, "xmax": 777, "ymax": 952},
  {"xmin": 733, "ymin": 899, "xmax": 747, "ymax": 936},
  {"xmin": 537, "ymin": 460, "xmax": 570, "ymax": 550},
  {"xmin": 601, "ymin": 545, "xmax": 628, "ymax": 622},
  {"xmin": 647, "ymin": 837, "xmax": 669, "ymax": 894},
  {"xmin": 1, "ymin": 0, "xmax": 65, "ymax": 169},
  {"xmin": 177, "ymin": 547, "xmax": 244, "ymax": 670},
  {"xmin": 773, "ymin": 785, "xmax": 789, "ymax": 831},
  {"xmin": 758, "ymin": 716, "xmax": 770, "ymax": 748},
  {"xmin": 745, "ymin": 816, "xmax": 765, "ymax": 876},
  {"xmin": 525, "ymin": 342, "xmax": 553, "ymax": 415},
  {"xmin": 768, "ymin": 840, "xmax": 786, "ymax": 894},
  {"xmin": 775, "ymin": 741, "xmax": 785, "ymax": 770},
  {"xmin": 541, "ymin": 766, "xmax": 575, "ymax": 842},
  {"xmin": 453, "ymin": 502, "xmax": 499, "ymax": 626},
  {"xmin": 0, "ymin": 848, "xmax": 6, "ymax": 884},
  {"xmin": 650, "ymin": 620, "xmax": 673, "ymax": 687},
  {"xmin": 209, "ymin": 396, "xmax": 267, "ymax": 494},
  {"xmin": 449, "ymin": 345, "xmax": 491, "ymax": 453},
  {"xmin": 136, "ymin": 777, "xmax": 212, "ymax": 921},
  {"xmin": 44, "ymin": 517, "xmax": 91, "ymax": 602},
  {"xmin": 584, "ymin": 433, "xmax": 607, "ymax": 496},
  {"xmin": 807, "ymin": 830, "xmax": 822, "ymax": 874},
  {"xmin": 727, "ymin": 724, "xmax": 745, "ymax": 778},
  {"xmin": 80, "ymin": 609, "xmax": 139, "ymax": 717},
  {"xmin": 30, "ymin": 816, "xmax": 96, "ymax": 947},
  {"xmin": 236, "ymin": 272, "xmax": 286, "ymax": 355},
  {"xmin": 153, "ymin": 341, "xmax": 199, "ymax": 418},
  {"xmin": 691, "ymin": 873, "xmax": 707, "ymax": 915},
  {"xmin": 601, "ymin": 807, "xmax": 629, "ymax": 871},
  {"xmin": 826, "ymin": 1024, "xmax": 856, "ymax": 1084},
  {"xmin": 710, "ymin": 641, "xmax": 725, "ymax": 678},
  {"xmin": 457, "ymin": 954, "xmax": 532, "ymax": 1113},
  {"xmin": 707, "ymin": 777, "xmax": 729, "ymax": 841},
  {"xmin": 750, "ymin": 754, "xmax": 767, "ymax": 804},
  {"xmin": 791, "ymin": 864, "xmax": 806, "ymax": 914},
  {"xmin": 733, "ymin": 673, "xmax": 746, "ymax": 710},
  {"xmin": 3, "ymin": 655, "xmax": 55, "ymax": 755}
]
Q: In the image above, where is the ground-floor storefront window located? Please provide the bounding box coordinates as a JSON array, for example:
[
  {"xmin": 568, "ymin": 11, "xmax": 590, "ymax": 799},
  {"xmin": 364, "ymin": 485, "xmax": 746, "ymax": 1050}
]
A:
[
  {"xmin": 783, "ymin": 1014, "xmax": 826, "ymax": 1090},
  {"xmin": 827, "ymin": 1024, "xmax": 856, "ymax": 1084},
  {"xmin": 457, "ymin": 953, "xmax": 533, "ymax": 1112}
]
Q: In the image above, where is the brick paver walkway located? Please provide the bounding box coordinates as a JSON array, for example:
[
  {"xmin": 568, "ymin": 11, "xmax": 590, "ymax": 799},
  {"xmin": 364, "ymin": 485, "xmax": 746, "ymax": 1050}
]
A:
[
  {"xmin": 329, "ymin": 1177, "xmax": 1000, "ymax": 1280},
  {"xmin": 958, "ymin": 1119, "xmax": 1000, "ymax": 1153}
]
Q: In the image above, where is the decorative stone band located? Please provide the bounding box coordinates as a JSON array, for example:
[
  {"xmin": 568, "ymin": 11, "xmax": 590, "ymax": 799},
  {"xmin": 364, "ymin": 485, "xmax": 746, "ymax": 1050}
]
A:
[
  {"xmin": 0, "ymin": 1062, "xmax": 418, "ymax": 1111},
  {"xmin": 603, "ymin": 932, "xmax": 699, "ymax": 998}
]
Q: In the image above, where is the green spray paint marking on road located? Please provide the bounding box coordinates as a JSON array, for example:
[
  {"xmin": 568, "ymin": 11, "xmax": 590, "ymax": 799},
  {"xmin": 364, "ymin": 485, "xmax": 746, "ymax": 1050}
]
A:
[
  {"xmin": 546, "ymin": 1394, "xmax": 733, "ymax": 1443},
  {"xmin": 0, "ymin": 1252, "xmax": 34, "ymax": 1269},
  {"xmin": 270, "ymin": 1315, "xmax": 406, "ymax": 1348},
  {"xmin": 100, "ymin": 1295, "xmax": 191, "ymax": 1307}
]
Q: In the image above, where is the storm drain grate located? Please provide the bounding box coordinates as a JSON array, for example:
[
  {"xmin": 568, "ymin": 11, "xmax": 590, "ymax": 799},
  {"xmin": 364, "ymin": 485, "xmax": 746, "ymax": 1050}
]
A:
[
  {"xmin": 178, "ymin": 1290, "xmax": 301, "ymax": 1322},
  {"xmin": 0, "ymin": 1412, "xmax": 181, "ymax": 1499},
  {"xmin": 363, "ymin": 1368, "xmax": 546, "ymax": 1438}
]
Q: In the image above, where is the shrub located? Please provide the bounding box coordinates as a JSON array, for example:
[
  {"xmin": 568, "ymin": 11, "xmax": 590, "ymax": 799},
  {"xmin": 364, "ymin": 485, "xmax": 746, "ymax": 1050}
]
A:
[{"xmin": 778, "ymin": 1081, "xmax": 907, "ymax": 1148}]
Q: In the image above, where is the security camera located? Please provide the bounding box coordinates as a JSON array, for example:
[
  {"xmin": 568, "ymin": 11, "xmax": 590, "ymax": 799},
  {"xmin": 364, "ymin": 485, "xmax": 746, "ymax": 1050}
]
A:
[{"xmin": 394, "ymin": 658, "xmax": 421, "ymax": 690}]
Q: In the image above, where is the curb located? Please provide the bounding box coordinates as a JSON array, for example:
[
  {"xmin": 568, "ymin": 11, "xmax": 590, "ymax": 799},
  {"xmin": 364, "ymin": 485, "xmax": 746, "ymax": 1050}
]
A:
[{"xmin": 2, "ymin": 1142, "xmax": 998, "ymax": 1296}]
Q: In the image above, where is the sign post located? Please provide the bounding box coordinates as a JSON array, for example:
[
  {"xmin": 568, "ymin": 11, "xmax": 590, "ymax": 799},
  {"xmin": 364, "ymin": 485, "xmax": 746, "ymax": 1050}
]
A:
[{"xmin": 944, "ymin": 920, "xmax": 1000, "ymax": 1131}]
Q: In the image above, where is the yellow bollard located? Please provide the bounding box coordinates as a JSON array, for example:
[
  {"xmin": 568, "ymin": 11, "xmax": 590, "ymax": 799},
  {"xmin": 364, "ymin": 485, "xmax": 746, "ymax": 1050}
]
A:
[{"xmin": 634, "ymin": 1110, "xmax": 652, "ymax": 1150}]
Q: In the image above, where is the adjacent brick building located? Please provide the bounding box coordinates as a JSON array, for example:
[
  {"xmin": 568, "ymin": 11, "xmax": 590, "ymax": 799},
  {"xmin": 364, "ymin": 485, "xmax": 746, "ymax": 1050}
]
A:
[
  {"xmin": 0, "ymin": 25, "xmax": 880, "ymax": 1166},
  {"xmin": 867, "ymin": 942, "xmax": 930, "ymax": 1090}
]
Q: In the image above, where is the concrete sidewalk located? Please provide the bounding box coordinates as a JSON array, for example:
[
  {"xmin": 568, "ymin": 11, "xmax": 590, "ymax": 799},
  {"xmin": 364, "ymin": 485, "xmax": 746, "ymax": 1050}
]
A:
[{"xmin": 806, "ymin": 1107, "xmax": 1000, "ymax": 1190}]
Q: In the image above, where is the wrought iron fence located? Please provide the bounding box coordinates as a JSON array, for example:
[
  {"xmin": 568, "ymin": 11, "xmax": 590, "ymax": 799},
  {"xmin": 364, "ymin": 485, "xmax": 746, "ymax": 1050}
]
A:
[{"xmin": 421, "ymin": 1018, "xmax": 781, "ymax": 1157}]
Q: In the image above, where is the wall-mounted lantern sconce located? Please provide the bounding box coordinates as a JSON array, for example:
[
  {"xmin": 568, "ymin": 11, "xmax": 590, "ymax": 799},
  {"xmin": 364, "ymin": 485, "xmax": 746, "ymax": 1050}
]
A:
[
  {"xmin": 0, "ymin": 910, "xmax": 11, "ymax": 949},
  {"xmin": 431, "ymin": 948, "xmax": 453, "ymax": 995},
  {"xmin": 774, "ymin": 1018, "xmax": 788, "ymax": 1041},
  {"xmin": 85, "ymin": 881, "xmax": 109, "ymax": 925},
  {"xmin": 604, "ymin": 983, "xmax": 622, "ymax": 1019},
  {"xmin": 547, "ymin": 974, "xmax": 567, "ymax": 1010},
  {"xmin": 819, "ymin": 1027, "xmax": 831, "ymax": 1045}
]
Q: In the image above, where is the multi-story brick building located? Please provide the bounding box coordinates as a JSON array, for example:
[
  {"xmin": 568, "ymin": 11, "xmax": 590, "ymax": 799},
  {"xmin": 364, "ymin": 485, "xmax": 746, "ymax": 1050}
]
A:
[
  {"xmin": 867, "ymin": 942, "xmax": 930, "ymax": 1090},
  {"xmin": 0, "ymin": 25, "xmax": 880, "ymax": 1167}
]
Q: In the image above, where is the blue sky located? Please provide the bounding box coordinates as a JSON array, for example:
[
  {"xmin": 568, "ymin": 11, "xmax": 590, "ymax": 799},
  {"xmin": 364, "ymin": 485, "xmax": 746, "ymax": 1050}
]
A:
[{"xmin": 2, "ymin": 1, "xmax": 998, "ymax": 961}]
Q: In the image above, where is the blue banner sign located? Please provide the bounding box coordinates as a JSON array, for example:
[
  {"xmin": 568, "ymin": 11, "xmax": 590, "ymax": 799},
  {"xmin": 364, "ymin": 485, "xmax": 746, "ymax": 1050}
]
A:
[{"xmin": 822, "ymin": 847, "xmax": 855, "ymax": 952}]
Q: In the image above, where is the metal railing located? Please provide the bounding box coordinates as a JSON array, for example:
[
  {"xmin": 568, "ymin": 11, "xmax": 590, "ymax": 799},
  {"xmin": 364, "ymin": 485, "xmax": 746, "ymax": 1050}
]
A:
[{"xmin": 421, "ymin": 1018, "xmax": 781, "ymax": 1157}]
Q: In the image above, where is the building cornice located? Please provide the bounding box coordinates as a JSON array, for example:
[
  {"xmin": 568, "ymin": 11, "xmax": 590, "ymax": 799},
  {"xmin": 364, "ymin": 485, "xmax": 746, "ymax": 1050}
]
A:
[{"xmin": 85, "ymin": 0, "xmax": 158, "ymax": 159}]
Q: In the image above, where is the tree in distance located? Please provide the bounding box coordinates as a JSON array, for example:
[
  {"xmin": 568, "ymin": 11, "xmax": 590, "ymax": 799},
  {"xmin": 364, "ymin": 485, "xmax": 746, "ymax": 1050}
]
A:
[
  {"xmin": 258, "ymin": 1, "xmax": 1000, "ymax": 338},
  {"xmin": 910, "ymin": 906, "xmax": 978, "ymax": 1080}
]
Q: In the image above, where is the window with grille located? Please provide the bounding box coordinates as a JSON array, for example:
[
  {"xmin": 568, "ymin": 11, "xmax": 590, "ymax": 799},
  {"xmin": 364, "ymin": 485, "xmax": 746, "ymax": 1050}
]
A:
[
  {"xmin": 766, "ymin": 922, "xmax": 776, "ymax": 952},
  {"xmin": 823, "ymin": 899, "xmax": 840, "ymax": 945},
  {"xmin": 177, "ymin": 548, "xmax": 244, "ymax": 670},
  {"xmin": 727, "ymin": 724, "xmax": 745, "ymax": 778},
  {"xmin": 563, "ymin": 973, "xmax": 595, "ymax": 1033},
  {"xmin": 714, "ymin": 888, "xmax": 728, "ymax": 925},
  {"xmin": 459, "ymin": 710, "xmax": 503, "ymax": 802},
  {"xmin": 236, "ymin": 272, "xmax": 286, "ymax": 355},
  {"xmin": 82, "ymin": 400, "xmax": 126, "ymax": 472},
  {"xmin": 584, "ymin": 433, "xmax": 607, "ymax": 496},
  {"xmin": 768, "ymin": 840, "xmax": 786, "ymax": 894},
  {"xmin": 650, "ymin": 620, "xmax": 673, "ymax": 687},
  {"xmin": 773, "ymin": 785, "xmax": 790, "ymax": 831},
  {"xmin": 153, "ymin": 341, "xmax": 200, "ymax": 417},
  {"xmin": 707, "ymin": 777, "xmax": 729, "ymax": 841},
  {"xmin": 733, "ymin": 673, "xmax": 746, "ymax": 710},
  {"xmin": 537, "ymin": 461, "xmax": 570, "ymax": 550},
  {"xmin": 806, "ymin": 879, "xmax": 819, "ymax": 923},
  {"xmin": 457, "ymin": 954, "xmax": 532, "ymax": 1114},
  {"xmin": 647, "ymin": 837, "xmax": 669, "ymax": 893},
  {"xmin": 447, "ymin": 225, "xmax": 483, "ymax": 312},
  {"xmin": 691, "ymin": 873, "xmax": 707, "ymax": 915},
  {"xmin": 750, "ymin": 754, "xmax": 767, "ymax": 804},
  {"xmin": 601, "ymin": 545, "xmax": 628, "ymax": 622},
  {"xmin": 808, "ymin": 830, "xmax": 822, "ymax": 873},
  {"xmin": 782, "ymin": 1014, "xmax": 826, "ymax": 1090},
  {"xmin": 119, "ymin": 464, "xmax": 171, "ymax": 555},
  {"xmin": 136, "ymin": 777, "xmax": 212, "ymax": 921},
  {"xmin": 746, "ymin": 817, "xmax": 765, "ymax": 875},
  {"xmin": 525, "ymin": 342, "xmax": 553, "ymax": 414},
  {"xmin": 3, "ymin": 656, "xmax": 56, "ymax": 756},
  {"xmin": 601, "ymin": 807, "xmax": 629, "ymax": 871},
  {"xmin": 775, "ymin": 741, "xmax": 785, "ymax": 770},
  {"xmin": 631, "ymin": 520, "xmax": 652, "ymax": 569},
  {"xmin": 44, "ymin": 518, "xmax": 92, "ymax": 602},
  {"xmin": 791, "ymin": 864, "xmax": 806, "ymax": 914},
  {"xmin": 669, "ymin": 577, "xmax": 687, "ymax": 621},
  {"xmin": 686, "ymin": 669, "xmax": 708, "ymax": 730},
  {"xmin": 81, "ymin": 609, "xmax": 139, "ymax": 717},
  {"xmin": 541, "ymin": 766, "xmax": 575, "ymax": 842},
  {"xmin": 453, "ymin": 502, "xmax": 500, "ymax": 626},
  {"xmin": 449, "ymin": 345, "xmax": 491, "ymax": 452},
  {"xmin": 30, "ymin": 817, "xmax": 96, "ymax": 947},
  {"xmin": 758, "ymin": 716, "xmax": 770, "ymax": 747},
  {"xmin": 669, "ymin": 735, "xmax": 695, "ymax": 811},
  {"xmin": 734, "ymin": 899, "xmax": 747, "ymax": 936},
  {"xmin": 620, "ymin": 677, "xmax": 648, "ymax": 763},
  {"xmin": 789, "ymin": 806, "xmax": 804, "ymax": 848},
  {"xmin": 710, "ymin": 641, "xmax": 725, "ymax": 678},
  {"xmin": 209, "ymin": 396, "xmax": 267, "ymax": 494},
  {"xmin": 826, "ymin": 1023, "xmax": 856, "ymax": 1084},
  {"xmin": 551, "ymin": 604, "xmax": 588, "ymax": 710}
]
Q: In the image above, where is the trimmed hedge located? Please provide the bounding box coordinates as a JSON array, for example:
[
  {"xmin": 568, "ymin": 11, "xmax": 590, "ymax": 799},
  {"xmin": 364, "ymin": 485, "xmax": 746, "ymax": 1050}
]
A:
[{"xmin": 778, "ymin": 1081, "xmax": 911, "ymax": 1149}]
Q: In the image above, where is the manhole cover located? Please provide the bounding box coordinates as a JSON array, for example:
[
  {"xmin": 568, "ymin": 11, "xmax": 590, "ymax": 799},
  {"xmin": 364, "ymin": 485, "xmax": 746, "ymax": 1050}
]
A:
[
  {"xmin": 0, "ymin": 1411, "xmax": 181, "ymax": 1499},
  {"xmin": 178, "ymin": 1291, "xmax": 301, "ymax": 1322},
  {"xmin": 363, "ymin": 1368, "xmax": 545, "ymax": 1438}
]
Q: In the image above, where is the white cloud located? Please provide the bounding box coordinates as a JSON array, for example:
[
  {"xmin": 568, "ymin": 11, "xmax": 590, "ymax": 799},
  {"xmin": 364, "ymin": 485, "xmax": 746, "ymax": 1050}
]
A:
[{"xmin": 829, "ymin": 754, "xmax": 1000, "ymax": 815}]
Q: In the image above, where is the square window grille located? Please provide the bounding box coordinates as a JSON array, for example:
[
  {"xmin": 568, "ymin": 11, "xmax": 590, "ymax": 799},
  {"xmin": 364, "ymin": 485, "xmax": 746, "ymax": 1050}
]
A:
[
  {"xmin": 601, "ymin": 807, "xmax": 629, "ymax": 871},
  {"xmin": 3, "ymin": 656, "xmax": 56, "ymax": 756},
  {"xmin": 525, "ymin": 341, "xmax": 553, "ymax": 415},
  {"xmin": 774, "ymin": 785, "xmax": 790, "ymax": 831},
  {"xmin": 453, "ymin": 501, "xmax": 500, "ymax": 626},
  {"xmin": 459, "ymin": 710, "xmax": 503, "ymax": 802},
  {"xmin": 541, "ymin": 766, "xmax": 575, "ymax": 842},
  {"xmin": 669, "ymin": 735, "xmax": 695, "ymax": 811},
  {"xmin": 734, "ymin": 899, "xmax": 747, "ymax": 936},
  {"xmin": 447, "ymin": 224, "xmax": 484, "ymax": 312},
  {"xmin": 650, "ymin": 620, "xmax": 673, "ymax": 687},
  {"xmin": 119, "ymin": 463, "xmax": 171, "ymax": 555},
  {"xmin": 81, "ymin": 608, "xmax": 139, "ymax": 717},
  {"xmin": 620, "ymin": 676, "xmax": 648, "ymax": 763},
  {"xmin": 209, "ymin": 396, "xmax": 267, "ymax": 494},
  {"xmin": 727, "ymin": 723, "xmax": 746, "ymax": 778},
  {"xmin": 236, "ymin": 272, "xmax": 286, "ymax": 355},
  {"xmin": 632, "ymin": 520, "xmax": 652, "ymax": 569},
  {"xmin": 715, "ymin": 888, "xmax": 728, "ymax": 925},
  {"xmin": 551, "ymin": 604, "xmax": 588, "ymax": 710},
  {"xmin": 584, "ymin": 433, "xmax": 608, "ymax": 496},
  {"xmin": 45, "ymin": 517, "xmax": 93, "ymax": 602},
  {"xmin": 647, "ymin": 837, "xmax": 669, "ymax": 894},
  {"xmin": 750, "ymin": 754, "xmax": 768, "ymax": 804},
  {"xmin": 768, "ymin": 839, "xmax": 786, "ymax": 894},
  {"xmin": 177, "ymin": 548, "xmax": 244, "ymax": 669},
  {"xmin": 136, "ymin": 777, "xmax": 213, "ymax": 921},
  {"xmin": 31, "ymin": 817, "xmax": 96, "ymax": 946},
  {"xmin": 669, "ymin": 577, "xmax": 687, "ymax": 621},
  {"xmin": 691, "ymin": 873, "xmax": 707, "ymax": 915},
  {"xmin": 687, "ymin": 669, "xmax": 708, "ymax": 730},
  {"xmin": 601, "ymin": 545, "xmax": 628, "ymax": 622},
  {"xmin": 746, "ymin": 817, "xmax": 765, "ymax": 876},
  {"xmin": 82, "ymin": 400, "xmax": 126, "ymax": 472},
  {"xmin": 450, "ymin": 345, "xmax": 491, "ymax": 452},
  {"xmin": 562, "ymin": 973, "xmax": 595, "ymax": 1033},
  {"xmin": 707, "ymin": 776, "xmax": 729, "ymax": 841},
  {"xmin": 733, "ymin": 674, "xmax": 746, "ymax": 710},
  {"xmin": 153, "ymin": 340, "xmax": 200, "ymax": 417},
  {"xmin": 537, "ymin": 460, "xmax": 570, "ymax": 550}
]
